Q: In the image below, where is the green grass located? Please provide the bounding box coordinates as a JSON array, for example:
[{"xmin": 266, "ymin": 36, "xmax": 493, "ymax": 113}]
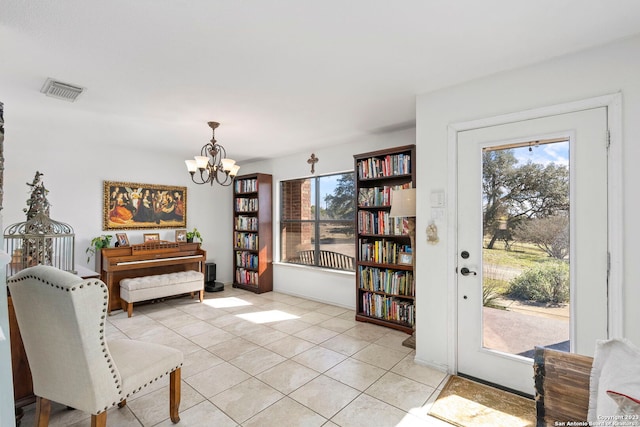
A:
[
  {"xmin": 482, "ymin": 238, "xmax": 560, "ymax": 301},
  {"xmin": 482, "ymin": 239, "xmax": 551, "ymax": 270},
  {"xmin": 483, "ymin": 277, "xmax": 509, "ymax": 295}
]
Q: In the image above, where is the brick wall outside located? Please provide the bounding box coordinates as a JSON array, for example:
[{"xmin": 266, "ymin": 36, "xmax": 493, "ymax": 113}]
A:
[{"xmin": 281, "ymin": 179, "xmax": 313, "ymax": 260}]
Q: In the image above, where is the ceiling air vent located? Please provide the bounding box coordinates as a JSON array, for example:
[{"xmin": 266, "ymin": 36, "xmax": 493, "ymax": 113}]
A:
[{"xmin": 40, "ymin": 78, "xmax": 85, "ymax": 102}]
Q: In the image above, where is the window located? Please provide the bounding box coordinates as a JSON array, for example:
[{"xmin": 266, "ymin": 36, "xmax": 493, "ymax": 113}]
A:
[{"xmin": 281, "ymin": 172, "xmax": 355, "ymax": 271}]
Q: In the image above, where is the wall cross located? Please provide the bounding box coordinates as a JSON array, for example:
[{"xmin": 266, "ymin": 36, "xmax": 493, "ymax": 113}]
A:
[{"xmin": 307, "ymin": 153, "xmax": 319, "ymax": 174}]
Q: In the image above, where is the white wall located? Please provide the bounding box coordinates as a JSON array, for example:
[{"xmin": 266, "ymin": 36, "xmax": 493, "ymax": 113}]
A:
[
  {"xmin": 240, "ymin": 127, "xmax": 416, "ymax": 308},
  {"xmin": 414, "ymin": 34, "xmax": 640, "ymax": 369},
  {"xmin": 2, "ymin": 110, "xmax": 233, "ymax": 281}
]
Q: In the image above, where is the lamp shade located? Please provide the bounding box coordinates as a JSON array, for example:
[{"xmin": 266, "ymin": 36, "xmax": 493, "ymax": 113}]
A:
[
  {"xmin": 220, "ymin": 158, "xmax": 236, "ymax": 171},
  {"xmin": 185, "ymin": 159, "xmax": 198, "ymax": 172},
  {"xmin": 194, "ymin": 156, "xmax": 209, "ymax": 169},
  {"xmin": 389, "ymin": 188, "xmax": 416, "ymax": 218},
  {"xmin": 229, "ymin": 164, "xmax": 241, "ymax": 177}
]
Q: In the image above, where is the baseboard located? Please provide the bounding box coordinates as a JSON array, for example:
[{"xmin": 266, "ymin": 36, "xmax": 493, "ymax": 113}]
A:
[{"xmin": 412, "ymin": 355, "xmax": 450, "ymax": 373}]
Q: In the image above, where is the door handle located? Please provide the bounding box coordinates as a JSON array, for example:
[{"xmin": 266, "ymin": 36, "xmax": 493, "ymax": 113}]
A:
[{"xmin": 460, "ymin": 267, "xmax": 477, "ymax": 276}]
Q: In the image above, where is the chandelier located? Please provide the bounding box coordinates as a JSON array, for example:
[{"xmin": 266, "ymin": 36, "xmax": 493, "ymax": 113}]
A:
[{"xmin": 185, "ymin": 121, "xmax": 240, "ymax": 186}]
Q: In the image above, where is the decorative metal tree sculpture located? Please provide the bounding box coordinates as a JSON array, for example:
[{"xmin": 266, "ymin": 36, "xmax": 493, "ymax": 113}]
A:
[{"xmin": 24, "ymin": 171, "xmax": 50, "ymax": 219}]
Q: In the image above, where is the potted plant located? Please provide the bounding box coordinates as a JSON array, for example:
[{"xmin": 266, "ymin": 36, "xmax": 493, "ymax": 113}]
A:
[
  {"xmin": 86, "ymin": 235, "xmax": 113, "ymax": 271},
  {"xmin": 186, "ymin": 228, "xmax": 202, "ymax": 243}
]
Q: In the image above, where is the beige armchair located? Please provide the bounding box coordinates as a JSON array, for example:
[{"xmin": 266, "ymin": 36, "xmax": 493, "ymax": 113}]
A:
[{"xmin": 8, "ymin": 265, "xmax": 183, "ymax": 426}]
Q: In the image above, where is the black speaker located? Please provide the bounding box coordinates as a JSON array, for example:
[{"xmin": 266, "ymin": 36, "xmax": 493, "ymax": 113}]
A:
[{"xmin": 204, "ymin": 262, "xmax": 224, "ymax": 292}]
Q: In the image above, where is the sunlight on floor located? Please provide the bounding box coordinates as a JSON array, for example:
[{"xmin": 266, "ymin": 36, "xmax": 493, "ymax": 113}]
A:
[
  {"xmin": 235, "ymin": 310, "xmax": 300, "ymax": 324},
  {"xmin": 203, "ymin": 297, "xmax": 252, "ymax": 308}
]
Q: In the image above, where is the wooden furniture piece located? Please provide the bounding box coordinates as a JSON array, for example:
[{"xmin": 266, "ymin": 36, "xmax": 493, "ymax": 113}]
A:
[
  {"xmin": 74, "ymin": 264, "xmax": 100, "ymax": 279},
  {"xmin": 534, "ymin": 346, "xmax": 593, "ymax": 426},
  {"xmin": 9, "ymin": 295, "xmax": 33, "ymax": 424},
  {"xmin": 354, "ymin": 145, "xmax": 416, "ymax": 333},
  {"xmin": 9, "ymin": 265, "xmax": 183, "ymax": 427},
  {"xmin": 233, "ymin": 173, "xmax": 273, "ymax": 293},
  {"xmin": 101, "ymin": 241, "xmax": 206, "ymax": 313},
  {"xmin": 9, "ymin": 267, "xmax": 100, "ymax": 424}
]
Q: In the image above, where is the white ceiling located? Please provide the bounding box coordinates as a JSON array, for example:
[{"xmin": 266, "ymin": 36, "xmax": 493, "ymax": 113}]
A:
[{"xmin": 2, "ymin": 1, "xmax": 640, "ymax": 163}]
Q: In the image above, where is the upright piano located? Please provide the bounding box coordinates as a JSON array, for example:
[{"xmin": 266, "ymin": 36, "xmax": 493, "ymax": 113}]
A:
[{"xmin": 101, "ymin": 241, "xmax": 206, "ymax": 313}]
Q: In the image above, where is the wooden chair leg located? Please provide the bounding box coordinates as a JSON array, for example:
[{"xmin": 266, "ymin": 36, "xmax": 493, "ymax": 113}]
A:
[
  {"xmin": 35, "ymin": 396, "xmax": 51, "ymax": 427},
  {"xmin": 91, "ymin": 412, "xmax": 107, "ymax": 427},
  {"xmin": 170, "ymin": 368, "xmax": 181, "ymax": 423},
  {"xmin": 127, "ymin": 302, "xmax": 133, "ymax": 318},
  {"xmin": 199, "ymin": 289, "xmax": 204, "ymax": 302}
]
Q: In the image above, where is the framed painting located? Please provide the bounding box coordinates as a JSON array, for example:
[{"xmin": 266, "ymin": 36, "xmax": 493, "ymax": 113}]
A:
[
  {"xmin": 103, "ymin": 181, "xmax": 187, "ymax": 230},
  {"xmin": 398, "ymin": 252, "xmax": 413, "ymax": 265},
  {"xmin": 175, "ymin": 229, "xmax": 187, "ymax": 243},
  {"xmin": 116, "ymin": 233, "xmax": 130, "ymax": 247},
  {"xmin": 143, "ymin": 233, "xmax": 160, "ymax": 242}
]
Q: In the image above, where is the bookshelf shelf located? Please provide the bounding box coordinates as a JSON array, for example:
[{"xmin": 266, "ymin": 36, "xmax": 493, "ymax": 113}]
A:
[
  {"xmin": 354, "ymin": 145, "xmax": 416, "ymax": 334},
  {"xmin": 232, "ymin": 173, "xmax": 273, "ymax": 293}
]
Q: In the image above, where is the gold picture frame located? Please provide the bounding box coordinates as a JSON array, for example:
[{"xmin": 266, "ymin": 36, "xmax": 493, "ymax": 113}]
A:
[
  {"xmin": 398, "ymin": 251, "xmax": 413, "ymax": 265},
  {"xmin": 143, "ymin": 233, "xmax": 160, "ymax": 242},
  {"xmin": 175, "ymin": 229, "xmax": 187, "ymax": 243},
  {"xmin": 115, "ymin": 233, "xmax": 130, "ymax": 247},
  {"xmin": 103, "ymin": 181, "xmax": 187, "ymax": 230}
]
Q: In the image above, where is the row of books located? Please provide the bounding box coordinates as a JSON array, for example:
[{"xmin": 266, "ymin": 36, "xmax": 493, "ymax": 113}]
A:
[
  {"xmin": 235, "ymin": 198, "xmax": 258, "ymax": 212},
  {"xmin": 357, "ymin": 183, "xmax": 413, "ymax": 207},
  {"xmin": 358, "ymin": 211, "xmax": 409, "ymax": 235},
  {"xmin": 360, "ymin": 292, "xmax": 415, "ymax": 326},
  {"xmin": 235, "ymin": 215, "xmax": 258, "ymax": 231},
  {"xmin": 235, "ymin": 268, "xmax": 259, "ymax": 285},
  {"xmin": 358, "ymin": 238, "xmax": 411, "ymax": 264},
  {"xmin": 358, "ymin": 266, "xmax": 414, "ymax": 296},
  {"xmin": 357, "ymin": 153, "xmax": 411, "ymax": 179},
  {"xmin": 235, "ymin": 250, "xmax": 259, "ymax": 269},
  {"xmin": 234, "ymin": 232, "xmax": 259, "ymax": 250},
  {"xmin": 235, "ymin": 179, "xmax": 257, "ymax": 193}
]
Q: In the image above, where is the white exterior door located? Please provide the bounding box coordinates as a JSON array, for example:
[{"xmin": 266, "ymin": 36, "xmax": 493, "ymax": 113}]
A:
[{"xmin": 456, "ymin": 107, "xmax": 609, "ymax": 394}]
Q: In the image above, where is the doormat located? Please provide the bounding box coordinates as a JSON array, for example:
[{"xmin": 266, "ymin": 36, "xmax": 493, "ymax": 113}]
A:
[{"xmin": 428, "ymin": 376, "xmax": 535, "ymax": 427}]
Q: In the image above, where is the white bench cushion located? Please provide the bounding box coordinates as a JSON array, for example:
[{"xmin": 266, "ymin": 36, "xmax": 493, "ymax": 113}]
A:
[{"xmin": 120, "ymin": 271, "xmax": 204, "ymax": 303}]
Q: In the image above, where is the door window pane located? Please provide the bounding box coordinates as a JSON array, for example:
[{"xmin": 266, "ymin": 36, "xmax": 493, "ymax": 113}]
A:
[{"xmin": 482, "ymin": 140, "xmax": 570, "ymax": 357}]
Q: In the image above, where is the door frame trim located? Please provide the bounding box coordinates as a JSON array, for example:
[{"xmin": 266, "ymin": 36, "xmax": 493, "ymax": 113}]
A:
[{"xmin": 446, "ymin": 93, "xmax": 623, "ymax": 374}]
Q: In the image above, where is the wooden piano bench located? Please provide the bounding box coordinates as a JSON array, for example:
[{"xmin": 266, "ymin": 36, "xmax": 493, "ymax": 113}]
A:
[{"xmin": 120, "ymin": 270, "xmax": 205, "ymax": 317}]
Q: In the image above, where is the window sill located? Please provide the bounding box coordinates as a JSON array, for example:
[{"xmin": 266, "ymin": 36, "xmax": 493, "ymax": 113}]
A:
[{"xmin": 273, "ymin": 261, "xmax": 356, "ymax": 277}]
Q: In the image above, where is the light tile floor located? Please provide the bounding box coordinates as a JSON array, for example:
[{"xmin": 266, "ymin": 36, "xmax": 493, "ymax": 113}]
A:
[{"xmin": 20, "ymin": 286, "xmax": 453, "ymax": 426}]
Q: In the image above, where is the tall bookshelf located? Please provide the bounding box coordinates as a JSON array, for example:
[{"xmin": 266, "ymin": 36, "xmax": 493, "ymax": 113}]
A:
[
  {"xmin": 232, "ymin": 173, "xmax": 273, "ymax": 293},
  {"xmin": 354, "ymin": 145, "xmax": 416, "ymax": 334}
]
